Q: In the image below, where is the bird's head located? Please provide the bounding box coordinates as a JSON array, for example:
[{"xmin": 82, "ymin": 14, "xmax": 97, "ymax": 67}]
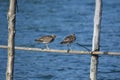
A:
[
  {"xmin": 51, "ymin": 34, "xmax": 56, "ymax": 38},
  {"xmin": 71, "ymin": 33, "xmax": 75, "ymax": 36}
]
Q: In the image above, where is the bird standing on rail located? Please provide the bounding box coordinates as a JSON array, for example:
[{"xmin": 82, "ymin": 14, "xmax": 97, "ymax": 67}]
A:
[
  {"xmin": 60, "ymin": 33, "xmax": 76, "ymax": 52},
  {"xmin": 35, "ymin": 35, "xmax": 56, "ymax": 49}
]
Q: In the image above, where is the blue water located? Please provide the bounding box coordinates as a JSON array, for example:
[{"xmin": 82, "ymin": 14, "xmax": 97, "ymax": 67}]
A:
[{"xmin": 0, "ymin": 0, "xmax": 120, "ymax": 80}]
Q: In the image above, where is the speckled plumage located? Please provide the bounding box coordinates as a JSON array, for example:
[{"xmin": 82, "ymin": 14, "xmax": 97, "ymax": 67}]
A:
[
  {"xmin": 60, "ymin": 34, "xmax": 76, "ymax": 52},
  {"xmin": 35, "ymin": 35, "xmax": 56, "ymax": 49},
  {"xmin": 60, "ymin": 34, "xmax": 76, "ymax": 44}
]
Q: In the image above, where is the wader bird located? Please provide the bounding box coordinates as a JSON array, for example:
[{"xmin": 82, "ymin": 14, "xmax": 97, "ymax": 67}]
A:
[
  {"xmin": 35, "ymin": 35, "xmax": 56, "ymax": 49},
  {"xmin": 60, "ymin": 34, "xmax": 76, "ymax": 52}
]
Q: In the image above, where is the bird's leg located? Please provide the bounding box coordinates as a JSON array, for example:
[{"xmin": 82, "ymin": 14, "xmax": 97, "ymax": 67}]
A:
[
  {"xmin": 67, "ymin": 44, "xmax": 70, "ymax": 53},
  {"xmin": 46, "ymin": 44, "xmax": 49, "ymax": 50},
  {"xmin": 69, "ymin": 44, "xmax": 72, "ymax": 50}
]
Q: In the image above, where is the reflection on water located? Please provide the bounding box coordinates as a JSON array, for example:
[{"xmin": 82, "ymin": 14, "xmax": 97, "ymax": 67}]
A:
[{"xmin": 0, "ymin": 0, "xmax": 120, "ymax": 80}]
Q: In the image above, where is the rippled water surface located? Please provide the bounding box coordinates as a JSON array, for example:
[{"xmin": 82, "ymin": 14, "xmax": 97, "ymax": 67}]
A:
[{"xmin": 0, "ymin": 0, "xmax": 120, "ymax": 80}]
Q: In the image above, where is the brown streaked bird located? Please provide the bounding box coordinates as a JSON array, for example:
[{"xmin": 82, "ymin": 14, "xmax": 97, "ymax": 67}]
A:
[
  {"xmin": 60, "ymin": 34, "xmax": 76, "ymax": 52},
  {"xmin": 35, "ymin": 35, "xmax": 56, "ymax": 49}
]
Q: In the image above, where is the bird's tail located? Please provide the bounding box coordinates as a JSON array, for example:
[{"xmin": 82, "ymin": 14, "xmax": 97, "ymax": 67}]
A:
[
  {"xmin": 60, "ymin": 41, "xmax": 67, "ymax": 44},
  {"xmin": 35, "ymin": 39, "xmax": 42, "ymax": 42}
]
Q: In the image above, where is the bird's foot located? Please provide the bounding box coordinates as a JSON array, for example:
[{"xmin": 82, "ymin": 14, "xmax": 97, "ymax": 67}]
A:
[{"xmin": 67, "ymin": 49, "xmax": 70, "ymax": 53}]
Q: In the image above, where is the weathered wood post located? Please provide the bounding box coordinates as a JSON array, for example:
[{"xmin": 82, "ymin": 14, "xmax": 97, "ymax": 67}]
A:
[
  {"xmin": 6, "ymin": 0, "xmax": 16, "ymax": 80},
  {"xmin": 90, "ymin": 0, "xmax": 102, "ymax": 80}
]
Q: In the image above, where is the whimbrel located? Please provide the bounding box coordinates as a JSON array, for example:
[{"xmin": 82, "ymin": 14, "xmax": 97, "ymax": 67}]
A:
[
  {"xmin": 35, "ymin": 35, "xmax": 56, "ymax": 49},
  {"xmin": 60, "ymin": 34, "xmax": 76, "ymax": 52}
]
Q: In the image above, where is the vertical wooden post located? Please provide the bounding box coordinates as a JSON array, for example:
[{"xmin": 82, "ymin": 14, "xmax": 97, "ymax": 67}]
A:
[
  {"xmin": 90, "ymin": 0, "xmax": 102, "ymax": 80},
  {"xmin": 6, "ymin": 0, "xmax": 16, "ymax": 80}
]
